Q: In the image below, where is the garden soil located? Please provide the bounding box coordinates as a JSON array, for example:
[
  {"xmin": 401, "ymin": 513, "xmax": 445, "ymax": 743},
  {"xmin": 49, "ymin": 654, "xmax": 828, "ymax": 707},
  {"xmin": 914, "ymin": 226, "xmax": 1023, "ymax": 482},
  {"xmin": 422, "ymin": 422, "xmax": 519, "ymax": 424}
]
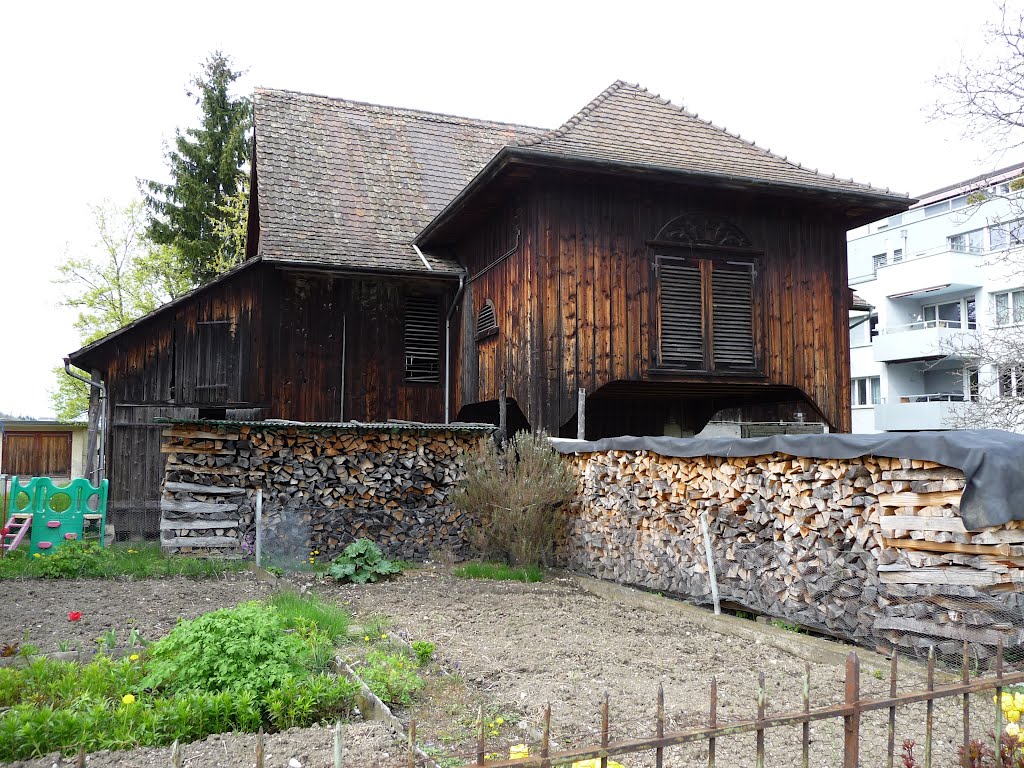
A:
[{"xmin": 0, "ymin": 568, "xmax": 982, "ymax": 766}]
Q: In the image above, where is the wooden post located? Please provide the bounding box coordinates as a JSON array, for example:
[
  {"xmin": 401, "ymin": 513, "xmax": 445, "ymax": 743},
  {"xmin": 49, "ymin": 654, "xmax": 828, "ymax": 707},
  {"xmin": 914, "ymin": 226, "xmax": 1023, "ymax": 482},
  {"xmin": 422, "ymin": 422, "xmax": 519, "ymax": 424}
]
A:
[
  {"xmin": 756, "ymin": 672, "xmax": 766, "ymax": 768},
  {"xmin": 997, "ymin": 640, "xmax": 1004, "ymax": 761},
  {"xmin": 498, "ymin": 378, "xmax": 508, "ymax": 444},
  {"xmin": 843, "ymin": 652, "xmax": 860, "ymax": 768},
  {"xmin": 600, "ymin": 692, "xmax": 609, "ymax": 768},
  {"xmin": 542, "ymin": 703, "xmax": 551, "ymax": 768},
  {"xmin": 170, "ymin": 739, "xmax": 182, "ymax": 768},
  {"xmin": 577, "ymin": 388, "xmax": 586, "ymax": 441},
  {"xmin": 925, "ymin": 648, "xmax": 934, "ymax": 768},
  {"xmin": 408, "ymin": 719, "xmax": 417, "ymax": 768},
  {"xmin": 656, "ymin": 683, "xmax": 665, "ymax": 768},
  {"xmin": 962, "ymin": 641, "xmax": 970, "ymax": 768},
  {"xmin": 701, "ymin": 510, "xmax": 720, "ymax": 615},
  {"xmin": 256, "ymin": 727, "xmax": 265, "ymax": 768},
  {"xmin": 85, "ymin": 371, "xmax": 101, "ymax": 482},
  {"xmin": 802, "ymin": 664, "xmax": 810, "ymax": 768},
  {"xmin": 709, "ymin": 676, "xmax": 717, "ymax": 768},
  {"xmin": 477, "ymin": 704, "xmax": 486, "ymax": 766},
  {"xmin": 255, "ymin": 488, "xmax": 263, "ymax": 568},
  {"xmin": 76, "ymin": 746, "xmax": 85, "ymax": 768},
  {"xmin": 334, "ymin": 719, "xmax": 344, "ymax": 768},
  {"xmin": 886, "ymin": 653, "xmax": 897, "ymax": 768}
]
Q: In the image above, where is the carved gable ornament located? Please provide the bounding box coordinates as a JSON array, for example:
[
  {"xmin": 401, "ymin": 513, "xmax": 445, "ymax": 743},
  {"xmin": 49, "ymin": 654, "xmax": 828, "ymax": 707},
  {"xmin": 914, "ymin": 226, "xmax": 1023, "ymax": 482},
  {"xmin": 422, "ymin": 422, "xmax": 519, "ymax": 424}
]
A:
[{"xmin": 656, "ymin": 213, "xmax": 752, "ymax": 249}]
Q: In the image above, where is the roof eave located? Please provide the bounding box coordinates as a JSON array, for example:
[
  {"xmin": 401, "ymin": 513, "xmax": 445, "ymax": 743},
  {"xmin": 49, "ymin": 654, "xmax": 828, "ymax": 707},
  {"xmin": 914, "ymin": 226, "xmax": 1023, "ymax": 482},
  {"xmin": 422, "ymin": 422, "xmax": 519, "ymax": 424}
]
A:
[{"xmin": 416, "ymin": 148, "xmax": 914, "ymax": 246}]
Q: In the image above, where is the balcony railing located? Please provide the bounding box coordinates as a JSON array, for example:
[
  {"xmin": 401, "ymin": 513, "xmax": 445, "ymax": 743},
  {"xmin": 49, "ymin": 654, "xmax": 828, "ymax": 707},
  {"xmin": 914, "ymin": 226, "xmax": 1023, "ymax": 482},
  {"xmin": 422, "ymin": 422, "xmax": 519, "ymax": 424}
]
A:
[
  {"xmin": 885, "ymin": 392, "xmax": 977, "ymax": 404},
  {"xmin": 878, "ymin": 320, "xmax": 978, "ymax": 335}
]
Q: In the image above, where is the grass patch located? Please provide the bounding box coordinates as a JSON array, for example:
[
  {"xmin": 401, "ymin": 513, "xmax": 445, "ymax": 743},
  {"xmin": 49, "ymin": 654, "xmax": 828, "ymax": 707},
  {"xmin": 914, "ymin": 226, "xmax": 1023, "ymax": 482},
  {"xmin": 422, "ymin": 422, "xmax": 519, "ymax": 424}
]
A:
[
  {"xmin": 0, "ymin": 542, "xmax": 246, "ymax": 580},
  {"xmin": 0, "ymin": 594, "xmax": 359, "ymax": 760},
  {"xmin": 453, "ymin": 562, "xmax": 543, "ymax": 583},
  {"xmin": 269, "ymin": 590, "xmax": 352, "ymax": 643}
]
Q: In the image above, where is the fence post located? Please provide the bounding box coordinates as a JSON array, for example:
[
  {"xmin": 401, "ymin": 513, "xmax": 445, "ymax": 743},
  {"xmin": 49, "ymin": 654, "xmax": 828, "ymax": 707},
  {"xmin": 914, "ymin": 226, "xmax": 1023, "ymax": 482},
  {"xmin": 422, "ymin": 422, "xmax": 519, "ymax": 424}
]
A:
[
  {"xmin": 925, "ymin": 647, "xmax": 934, "ymax": 768},
  {"xmin": 542, "ymin": 703, "xmax": 551, "ymax": 768},
  {"xmin": 476, "ymin": 704, "xmax": 485, "ymax": 766},
  {"xmin": 887, "ymin": 653, "xmax": 897, "ymax": 768},
  {"xmin": 700, "ymin": 510, "xmax": 720, "ymax": 615},
  {"xmin": 600, "ymin": 692, "xmax": 609, "ymax": 768},
  {"xmin": 577, "ymin": 388, "xmax": 586, "ymax": 441},
  {"xmin": 656, "ymin": 683, "xmax": 665, "ymax": 768},
  {"xmin": 843, "ymin": 652, "xmax": 860, "ymax": 768},
  {"xmin": 996, "ymin": 640, "xmax": 1004, "ymax": 761},
  {"xmin": 334, "ymin": 719, "xmax": 344, "ymax": 768},
  {"xmin": 709, "ymin": 676, "xmax": 718, "ymax": 768},
  {"xmin": 962, "ymin": 641, "xmax": 970, "ymax": 768},
  {"xmin": 256, "ymin": 727, "xmax": 264, "ymax": 768},
  {"xmin": 408, "ymin": 719, "xmax": 417, "ymax": 768},
  {"xmin": 802, "ymin": 664, "xmax": 810, "ymax": 768},
  {"xmin": 255, "ymin": 488, "xmax": 263, "ymax": 568},
  {"xmin": 756, "ymin": 671, "xmax": 766, "ymax": 768}
]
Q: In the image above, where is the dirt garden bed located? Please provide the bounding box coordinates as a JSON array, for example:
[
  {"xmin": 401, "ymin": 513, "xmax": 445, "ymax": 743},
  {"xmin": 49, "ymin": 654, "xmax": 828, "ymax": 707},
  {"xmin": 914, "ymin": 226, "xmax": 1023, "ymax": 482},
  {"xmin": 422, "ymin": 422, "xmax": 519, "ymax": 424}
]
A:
[{"xmin": 0, "ymin": 568, "xmax": 985, "ymax": 767}]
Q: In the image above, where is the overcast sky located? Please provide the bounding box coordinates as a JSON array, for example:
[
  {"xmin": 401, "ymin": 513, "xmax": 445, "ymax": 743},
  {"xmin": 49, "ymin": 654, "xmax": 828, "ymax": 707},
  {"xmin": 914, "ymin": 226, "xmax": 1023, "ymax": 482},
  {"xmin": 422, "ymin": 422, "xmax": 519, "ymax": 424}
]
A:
[{"xmin": 0, "ymin": 0, "xmax": 1010, "ymax": 417}]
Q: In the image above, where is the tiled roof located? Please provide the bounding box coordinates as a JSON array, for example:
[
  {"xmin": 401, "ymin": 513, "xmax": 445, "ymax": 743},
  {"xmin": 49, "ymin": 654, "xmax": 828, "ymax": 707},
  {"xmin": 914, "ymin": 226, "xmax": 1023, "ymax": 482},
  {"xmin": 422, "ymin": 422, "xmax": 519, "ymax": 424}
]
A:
[
  {"xmin": 513, "ymin": 81, "xmax": 908, "ymax": 201},
  {"xmin": 253, "ymin": 89, "xmax": 545, "ymax": 273}
]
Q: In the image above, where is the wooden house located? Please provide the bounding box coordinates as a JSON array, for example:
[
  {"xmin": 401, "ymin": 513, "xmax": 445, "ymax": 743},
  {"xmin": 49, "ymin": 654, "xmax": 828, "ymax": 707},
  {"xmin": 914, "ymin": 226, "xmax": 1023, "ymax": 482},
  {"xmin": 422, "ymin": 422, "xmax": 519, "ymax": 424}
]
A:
[{"xmin": 68, "ymin": 81, "xmax": 909, "ymax": 534}]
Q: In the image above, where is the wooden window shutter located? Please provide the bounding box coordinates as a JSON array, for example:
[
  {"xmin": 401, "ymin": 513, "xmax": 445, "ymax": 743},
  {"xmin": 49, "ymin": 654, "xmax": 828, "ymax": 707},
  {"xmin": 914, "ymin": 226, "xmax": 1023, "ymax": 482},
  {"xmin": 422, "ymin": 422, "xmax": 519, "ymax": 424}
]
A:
[
  {"xmin": 196, "ymin": 320, "xmax": 232, "ymax": 393},
  {"xmin": 711, "ymin": 262, "xmax": 756, "ymax": 369},
  {"xmin": 404, "ymin": 294, "xmax": 441, "ymax": 383},
  {"xmin": 658, "ymin": 258, "xmax": 704, "ymax": 368}
]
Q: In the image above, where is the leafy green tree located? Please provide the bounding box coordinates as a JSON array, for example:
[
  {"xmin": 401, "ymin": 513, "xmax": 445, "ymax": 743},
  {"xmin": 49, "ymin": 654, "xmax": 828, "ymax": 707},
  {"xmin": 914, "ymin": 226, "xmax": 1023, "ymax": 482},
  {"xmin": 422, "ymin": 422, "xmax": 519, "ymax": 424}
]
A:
[
  {"xmin": 142, "ymin": 51, "xmax": 252, "ymax": 285},
  {"xmin": 51, "ymin": 200, "xmax": 190, "ymax": 419}
]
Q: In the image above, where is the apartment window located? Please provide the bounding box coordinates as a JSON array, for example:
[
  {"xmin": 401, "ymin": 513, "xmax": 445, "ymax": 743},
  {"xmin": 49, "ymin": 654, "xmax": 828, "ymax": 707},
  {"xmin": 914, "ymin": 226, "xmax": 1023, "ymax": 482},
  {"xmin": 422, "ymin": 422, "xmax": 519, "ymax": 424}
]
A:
[
  {"xmin": 999, "ymin": 366, "xmax": 1024, "ymax": 398},
  {"xmin": 988, "ymin": 220, "xmax": 1024, "ymax": 250},
  {"xmin": 657, "ymin": 255, "xmax": 758, "ymax": 372},
  {"xmin": 994, "ymin": 289, "xmax": 1024, "ymax": 326},
  {"xmin": 404, "ymin": 294, "xmax": 441, "ymax": 383},
  {"xmin": 892, "ymin": 248, "xmax": 903, "ymax": 263},
  {"xmin": 852, "ymin": 376, "xmax": 881, "ymax": 407},
  {"xmin": 949, "ymin": 229, "xmax": 985, "ymax": 254},
  {"xmin": 921, "ymin": 298, "xmax": 977, "ymax": 330},
  {"xmin": 965, "ymin": 367, "xmax": 980, "ymax": 402},
  {"xmin": 925, "ymin": 201, "xmax": 951, "ymax": 217},
  {"xmin": 872, "ymin": 253, "xmax": 887, "ymax": 273}
]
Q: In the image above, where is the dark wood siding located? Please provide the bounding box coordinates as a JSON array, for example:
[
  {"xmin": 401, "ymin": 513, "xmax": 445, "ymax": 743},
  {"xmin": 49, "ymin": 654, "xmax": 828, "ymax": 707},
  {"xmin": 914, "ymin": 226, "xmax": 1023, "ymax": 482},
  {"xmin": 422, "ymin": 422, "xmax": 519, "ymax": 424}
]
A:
[
  {"xmin": 1, "ymin": 432, "xmax": 73, "ymax": 477},
  {"xmin": 451, "ymin": 174, "xmax": 852, "ymax": 434}
]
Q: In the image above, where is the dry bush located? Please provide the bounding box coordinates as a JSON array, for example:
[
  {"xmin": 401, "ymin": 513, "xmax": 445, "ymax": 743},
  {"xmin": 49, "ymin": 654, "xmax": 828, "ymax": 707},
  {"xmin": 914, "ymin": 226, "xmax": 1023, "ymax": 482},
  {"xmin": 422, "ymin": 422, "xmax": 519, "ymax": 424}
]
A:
[{"xmin": 453, "ymin": 430, "xmax": 576, "ymax": 566}]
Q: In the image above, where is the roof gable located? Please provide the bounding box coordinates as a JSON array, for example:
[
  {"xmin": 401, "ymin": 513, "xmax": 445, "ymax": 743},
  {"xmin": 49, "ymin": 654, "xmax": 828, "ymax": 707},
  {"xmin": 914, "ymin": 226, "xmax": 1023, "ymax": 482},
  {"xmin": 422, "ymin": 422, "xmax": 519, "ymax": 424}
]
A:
[
  {"xmin": 253, "ymin": 89, "xmax": 545, "ymax": 273},
  {"xmin": 511, "ymin": 81, "xmax": 905, "ymax": 201}
]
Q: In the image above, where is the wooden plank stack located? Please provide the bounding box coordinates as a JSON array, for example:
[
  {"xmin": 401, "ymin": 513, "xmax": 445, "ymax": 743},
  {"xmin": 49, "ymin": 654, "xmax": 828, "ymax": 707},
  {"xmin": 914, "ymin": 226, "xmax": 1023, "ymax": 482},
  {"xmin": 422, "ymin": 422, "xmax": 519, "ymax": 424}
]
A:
[
  {"xmin": 563, "ymin": 450, "xmax": 1024, "ymax": 659},
  {"xmin": 159, "ymin": 422, "xmax": 487, "ymax": 562}
]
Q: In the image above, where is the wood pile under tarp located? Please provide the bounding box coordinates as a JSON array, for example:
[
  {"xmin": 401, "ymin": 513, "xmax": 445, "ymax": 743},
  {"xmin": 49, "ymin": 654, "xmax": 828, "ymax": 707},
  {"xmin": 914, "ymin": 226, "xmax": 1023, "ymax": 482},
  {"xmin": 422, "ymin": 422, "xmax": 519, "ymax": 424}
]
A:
[
  {"xmin": 158, "ymin": 420, "xmax": 490, "ymax": 563},
  {"xmin": 561, "ymin": 449, "xmax": 1024, "ymax": 661}
]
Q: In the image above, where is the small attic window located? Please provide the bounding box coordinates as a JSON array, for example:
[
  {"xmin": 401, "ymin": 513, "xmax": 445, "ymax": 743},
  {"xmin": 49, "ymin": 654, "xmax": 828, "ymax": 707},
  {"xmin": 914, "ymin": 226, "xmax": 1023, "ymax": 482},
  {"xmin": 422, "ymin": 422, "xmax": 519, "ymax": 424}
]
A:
[{"xmin": 476, "ymin": 300, "xmax": 498, "ymax": 341}]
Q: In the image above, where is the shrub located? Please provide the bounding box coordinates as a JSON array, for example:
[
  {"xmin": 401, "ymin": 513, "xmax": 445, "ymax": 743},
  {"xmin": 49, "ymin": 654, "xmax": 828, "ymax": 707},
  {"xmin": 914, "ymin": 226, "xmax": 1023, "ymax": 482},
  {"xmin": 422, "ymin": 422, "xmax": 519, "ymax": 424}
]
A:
[
  {"xmin": 411, "ymin": 640, "xmax": 436, "ymax": 666},
  {"xmin": 453, "ymin": 430, "xmax": 575, "ymax": 566},
  {"xmin": 328, "ymin": 539, "xmax": 403, "ymax": 584},
  {"xmin": 37, "ymin": 542, "xmax": 112, "ymax": 579}
]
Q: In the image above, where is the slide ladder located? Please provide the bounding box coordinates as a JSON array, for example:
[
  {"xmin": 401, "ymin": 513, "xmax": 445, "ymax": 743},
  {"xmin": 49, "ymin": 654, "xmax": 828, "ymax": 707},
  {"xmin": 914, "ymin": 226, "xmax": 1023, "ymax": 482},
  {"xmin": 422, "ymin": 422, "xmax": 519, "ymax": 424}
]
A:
[{"xmin": 2, "ymin": 514, "xmax": 32, "ymax": 553}]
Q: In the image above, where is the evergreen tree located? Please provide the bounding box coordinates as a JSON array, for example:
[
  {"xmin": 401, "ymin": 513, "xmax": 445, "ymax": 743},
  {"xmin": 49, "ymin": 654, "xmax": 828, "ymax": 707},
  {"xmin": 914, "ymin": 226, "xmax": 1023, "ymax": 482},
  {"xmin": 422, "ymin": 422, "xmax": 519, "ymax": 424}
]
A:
[{"xmin": 143, "ymin": 51, "xmax": 251, "ymax": 285}]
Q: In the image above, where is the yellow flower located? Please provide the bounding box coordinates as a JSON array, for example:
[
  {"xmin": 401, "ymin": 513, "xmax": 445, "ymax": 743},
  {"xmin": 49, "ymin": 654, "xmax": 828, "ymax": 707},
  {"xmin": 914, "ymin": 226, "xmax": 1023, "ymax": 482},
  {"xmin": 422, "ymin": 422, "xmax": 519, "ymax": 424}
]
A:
[
  {"xmin": 1014, "ymin": 692, "xmax": 1024, "ymax": 711},
  {"xmin": 571, "ymin": 761, "xmax": 625, "ymax": 768},
  {"xmin": 1010, "ymin": 709, "xmax": 1021, "ymax": 723},
  {"xmin": 1003, "ymin": 693, "xmax": 1015, "ymax": 712},
  {"xmin": 33, "ymin": 553, "xmax": 41, "ymax": 559},
  {"xmin": 121, "ymin": 694, "xmax": 136, "ymax": 705},
  {"xmin": 129, "ymin": 654, "xmax": 140, "ymax": 662},
  {"xmin": 380, "ymin": 633, "xmax": 388, "ymax": 640},
  {"xmin": 1007, "ymin": 722, "xmax": 1020, "ymax": 738},
  {"xmin": 364, "ymin": 635, "xmax": 370, "ymax": 642},
  {"xmin": 509, "ymin": 745, "xmax": 529, "ymax": 759},
  {"xmin": 127, "ymin": 549, "xmax": 137, "ymax": 554},
  {"xmin": 496, "ymin": 717, "xmax": 505, "ymax": 725}
]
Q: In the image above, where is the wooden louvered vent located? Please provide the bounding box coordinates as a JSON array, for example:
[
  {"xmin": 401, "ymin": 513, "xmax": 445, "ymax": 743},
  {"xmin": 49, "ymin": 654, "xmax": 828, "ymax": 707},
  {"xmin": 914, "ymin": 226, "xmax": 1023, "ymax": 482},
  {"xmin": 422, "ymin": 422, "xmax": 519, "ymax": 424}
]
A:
[
  {"xmin": 476, "ymin": 300, "xmax": 498, "ymax": 341},
  {"xmin": 404, "ymin": 295, "xmax": 441, "ymax": 383},
  {"xmin": 711, "ymin": 263, "xmax": 755, "ymax": 368},
  {"xmin": 659, "ymin": 260, "xmax": 704, "ymax": 367},
  {"xmin": 657, "ymin": 255, "xmax": 758, "ymax": 372}
]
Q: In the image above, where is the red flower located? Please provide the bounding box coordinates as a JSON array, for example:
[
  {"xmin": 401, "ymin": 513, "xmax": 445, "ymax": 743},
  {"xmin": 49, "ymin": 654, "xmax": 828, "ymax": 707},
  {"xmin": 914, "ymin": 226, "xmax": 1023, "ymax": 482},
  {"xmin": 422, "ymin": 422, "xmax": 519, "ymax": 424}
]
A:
[
  {"xmin": 1, "ymin": 528, "xmax": 8, "ymax": 537},
  {"xmin": 68, "ymin": 611, "xmax": 82, "ymax": 622}
]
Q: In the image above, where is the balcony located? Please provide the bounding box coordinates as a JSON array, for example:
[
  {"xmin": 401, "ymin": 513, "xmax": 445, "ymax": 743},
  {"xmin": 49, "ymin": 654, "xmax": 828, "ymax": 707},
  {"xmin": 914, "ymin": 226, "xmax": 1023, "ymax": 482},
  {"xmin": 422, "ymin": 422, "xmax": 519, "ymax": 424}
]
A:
[
  {"xmin": 873, "ymin": 320, "xmax": 977, "ymax": 363},
  {"xmin": 874, "ymin": 246, "xmax": 984, "ymax": 299},
  {"xmin": 874, "ymin": 393, "xmax": 968, "ymax": 431}
]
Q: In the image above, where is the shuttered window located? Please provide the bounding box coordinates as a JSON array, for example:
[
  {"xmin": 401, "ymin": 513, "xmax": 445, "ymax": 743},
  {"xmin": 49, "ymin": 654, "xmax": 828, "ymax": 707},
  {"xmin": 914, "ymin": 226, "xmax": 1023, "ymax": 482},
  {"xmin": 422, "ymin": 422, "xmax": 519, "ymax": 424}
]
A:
[
  {"xmin": 196, "ymin": 321, "xmax": 231, "ymax": 391},
  {"xmin": 657, "ymin": 255, "xmax": 758, "ymax": 372},
  {"xmin": 404, "ymin": 295, "xmax": 441, "ymax": 383},
  {"xmin": 1, "ymin": 432, "xmax": 73, "ymax": 477}
]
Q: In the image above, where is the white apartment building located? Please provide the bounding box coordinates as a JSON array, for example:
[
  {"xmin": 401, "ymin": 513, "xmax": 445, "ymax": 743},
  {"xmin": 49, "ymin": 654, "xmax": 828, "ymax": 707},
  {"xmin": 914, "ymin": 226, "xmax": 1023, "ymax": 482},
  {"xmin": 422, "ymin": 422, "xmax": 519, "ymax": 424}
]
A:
[{"xmin": 847, "ymin": 162, "xmax": 1024, "ymax": 433}]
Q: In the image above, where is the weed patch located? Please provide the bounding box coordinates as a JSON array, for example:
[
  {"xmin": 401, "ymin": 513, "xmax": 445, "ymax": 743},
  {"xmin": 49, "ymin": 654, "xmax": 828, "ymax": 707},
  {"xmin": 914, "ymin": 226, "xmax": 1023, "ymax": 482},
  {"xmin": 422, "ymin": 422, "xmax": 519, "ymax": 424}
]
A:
[
  {"xmin": 453, "ymin": 562, "xmax": 543, "ymax": 583},
  {"xmin": 0, "ymin": 542, "xmax": 245, "ymax": 580}
]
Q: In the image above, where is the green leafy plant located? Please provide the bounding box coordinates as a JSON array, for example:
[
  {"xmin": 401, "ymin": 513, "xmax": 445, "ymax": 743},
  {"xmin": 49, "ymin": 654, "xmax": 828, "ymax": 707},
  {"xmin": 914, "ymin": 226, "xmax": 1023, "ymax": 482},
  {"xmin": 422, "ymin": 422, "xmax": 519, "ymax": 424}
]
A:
[
  {"xmin": 453, "ymin": 430, "xmax": 575, "ymax": 567},
  {"xmin": 0, "ymin": 542, "xmax": 244, "ymax": 581},
  {"xmin": 358, "ymin": 650, "xmax": 424, "ymax": 707},
  {"xmin": 411, "ymin": 640, "xmax": 436, "ymax": 666},
  {"xmin": 453, "ymin": 562, "xmax": 544, "ymax": 583},
  {"xmin": 328, "ymin": 539, "xmax": 403, "ymax": 584}
]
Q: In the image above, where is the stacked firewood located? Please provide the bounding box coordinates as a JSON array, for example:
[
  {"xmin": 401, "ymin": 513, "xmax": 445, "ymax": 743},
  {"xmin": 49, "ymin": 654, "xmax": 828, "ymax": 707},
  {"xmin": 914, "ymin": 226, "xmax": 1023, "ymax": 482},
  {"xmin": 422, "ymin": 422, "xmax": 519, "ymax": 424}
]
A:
[
  {"xmin": 160, "ymin": 422, "xmax": 488, "ymax": 561},
  {"xmin": 563, "ymin": 450, "xmax": 1024, "ymax": 658}
]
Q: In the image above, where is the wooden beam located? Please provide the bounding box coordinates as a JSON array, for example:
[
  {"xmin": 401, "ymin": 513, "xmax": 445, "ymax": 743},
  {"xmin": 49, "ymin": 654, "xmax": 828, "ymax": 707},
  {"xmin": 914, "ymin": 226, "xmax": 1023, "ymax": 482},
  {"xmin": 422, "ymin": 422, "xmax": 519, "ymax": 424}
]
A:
[
  {"xmin": 878, "ymin": 491, "xmax": 963, "ymax": 508},
  {"xmin": 160, "ymin": 519, "xmax": 240, "ymax": 531},
  {"xmin": 873, "ymin": 617, "xmax": 1016, "ymax": 646},
  {"xmin": 160, "ymin": 499, "xmax": 238, "ymax": 515},
  {"xmin": 160, "ymin": 535, "xmax": 239, "ymax": 548},
  {"xmin": 883, "ymin": 538, "xmax": 1012, "ymax": 557},
  {"xmin": 879, "ymin": 568, "xmax": 1001, "ymax": 586},
  {"xmin": 163, "ymin": 481, "xmax": 246, "ymax": 496},
  {"xmin": 879, "ymin": 516, "xmax": 966, "ymax": 533}
]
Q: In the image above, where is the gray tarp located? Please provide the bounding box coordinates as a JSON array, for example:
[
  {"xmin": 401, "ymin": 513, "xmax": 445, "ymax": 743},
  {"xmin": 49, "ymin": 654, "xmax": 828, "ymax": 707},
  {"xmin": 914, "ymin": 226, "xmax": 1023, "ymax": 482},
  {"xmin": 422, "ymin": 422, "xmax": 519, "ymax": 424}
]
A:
[{"xmin": 550, "ymin": 429, "xmax": 1024, "ymax": 531}]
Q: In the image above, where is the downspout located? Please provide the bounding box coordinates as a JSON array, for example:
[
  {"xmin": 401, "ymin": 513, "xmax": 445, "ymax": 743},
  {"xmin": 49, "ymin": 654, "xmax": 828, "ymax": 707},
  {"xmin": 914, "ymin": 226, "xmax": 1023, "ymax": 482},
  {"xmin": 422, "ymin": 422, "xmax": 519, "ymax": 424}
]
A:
[
  {"xmin": 444, "ymin": 274, "xmax": 466, "ymax": 424},
  {"xmin": 63, "ymin": 358, "xmax": 106, "ymax": 483}
]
